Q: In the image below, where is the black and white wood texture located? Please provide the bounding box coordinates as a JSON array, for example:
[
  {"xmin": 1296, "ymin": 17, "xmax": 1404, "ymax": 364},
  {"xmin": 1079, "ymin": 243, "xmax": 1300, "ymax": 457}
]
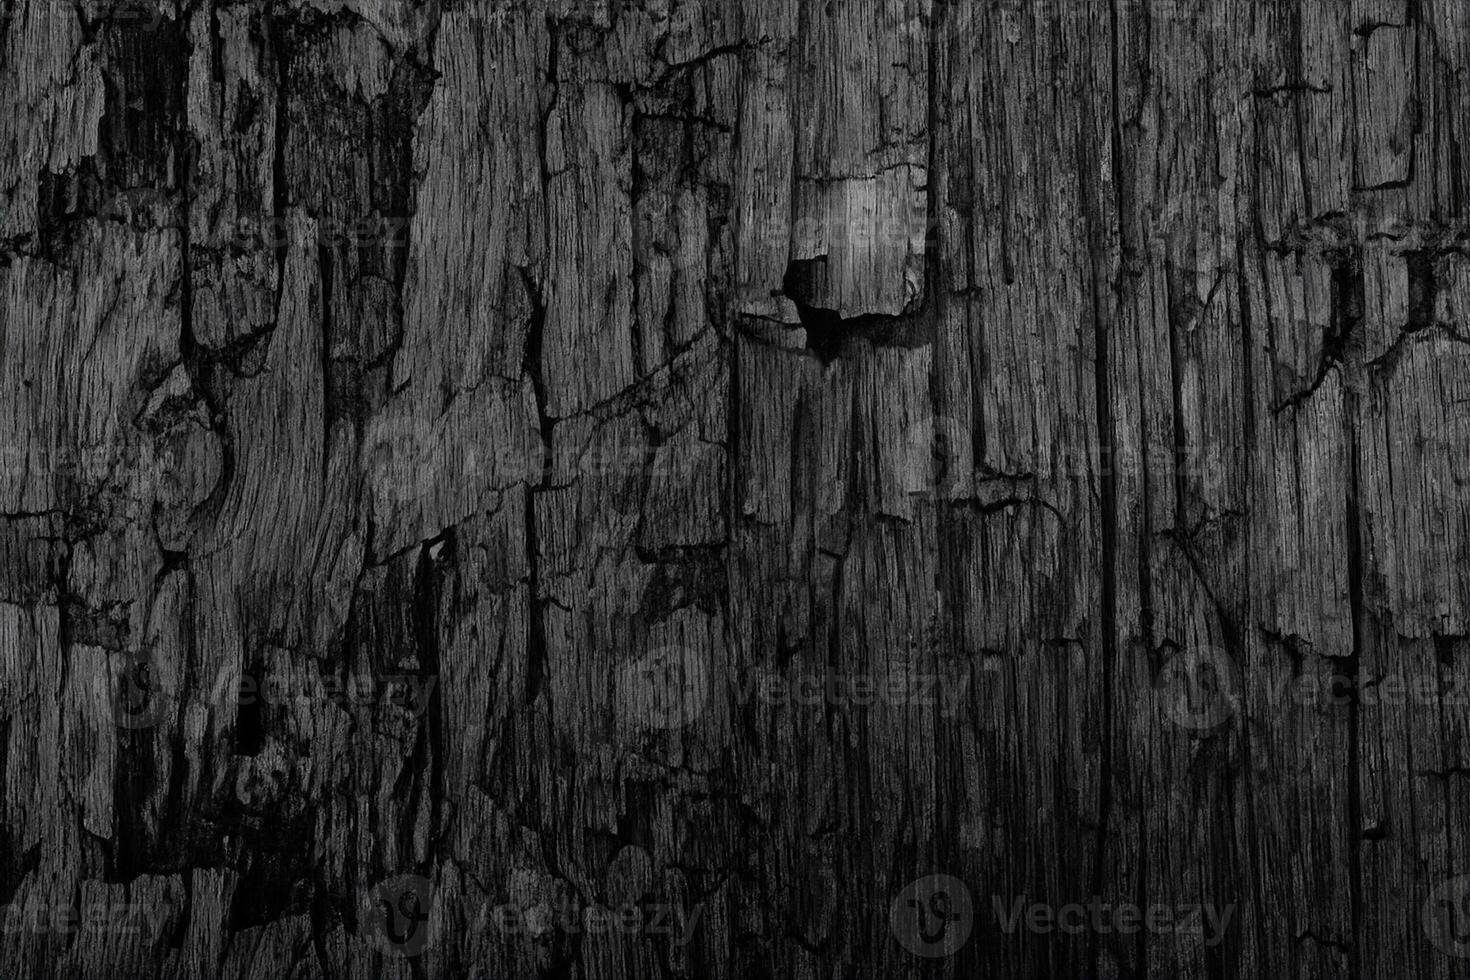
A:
[{"xmin": 2, "ymin": 0, "xmax": 1469, "ymax": 976}]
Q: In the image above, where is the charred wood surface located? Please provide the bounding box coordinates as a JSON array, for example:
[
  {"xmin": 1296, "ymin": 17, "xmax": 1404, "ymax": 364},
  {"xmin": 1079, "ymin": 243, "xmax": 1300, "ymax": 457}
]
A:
[{"xmin": 2, "ymin": 0, "xmax": 1470, "ymax": 977}]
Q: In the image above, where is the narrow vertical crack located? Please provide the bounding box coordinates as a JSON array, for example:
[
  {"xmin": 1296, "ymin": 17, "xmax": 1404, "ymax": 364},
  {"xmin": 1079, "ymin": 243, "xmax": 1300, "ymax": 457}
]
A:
[
  {"xmin": 519, "ymin": 266, "xmax": 553, "ymax": 705},
  {"xmin": 271, "ymin": 18, "xmax": 292, "ymax": 287},
  {"xmin": 1087, "ymin": 4, "xmax": 1124, "ymax": 975},
  {"xmin": 1340, "ymin": 259, "xmax": 1368, "ymax": 980},
  {"xmin": 411, "ymin": 532, "xmax": 447, "ymax": 856},
  {"xmin": 318, "ymin": 243, "xmax": 335, "ymax": 434}
]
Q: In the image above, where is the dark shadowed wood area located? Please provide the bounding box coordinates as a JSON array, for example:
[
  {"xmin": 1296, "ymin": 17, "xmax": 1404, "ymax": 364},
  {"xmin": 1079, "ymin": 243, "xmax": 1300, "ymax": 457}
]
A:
[{"xmin": 2, "ymin": 0, "xmax": 1469, "ymax": 976}]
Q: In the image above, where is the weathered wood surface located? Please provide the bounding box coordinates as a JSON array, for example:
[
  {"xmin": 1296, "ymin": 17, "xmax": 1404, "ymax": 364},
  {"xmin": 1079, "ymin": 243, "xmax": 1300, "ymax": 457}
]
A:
[{"xmin": 1, "ymin": 0, "xmax": 1468, "ymax": 976}]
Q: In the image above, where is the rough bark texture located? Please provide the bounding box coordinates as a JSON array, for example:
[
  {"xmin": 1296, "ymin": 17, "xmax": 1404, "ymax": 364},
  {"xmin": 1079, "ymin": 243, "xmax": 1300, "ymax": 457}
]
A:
[{"xmin": 2, "ymin": 0, "xmax": 1469, "ymax": 977}]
